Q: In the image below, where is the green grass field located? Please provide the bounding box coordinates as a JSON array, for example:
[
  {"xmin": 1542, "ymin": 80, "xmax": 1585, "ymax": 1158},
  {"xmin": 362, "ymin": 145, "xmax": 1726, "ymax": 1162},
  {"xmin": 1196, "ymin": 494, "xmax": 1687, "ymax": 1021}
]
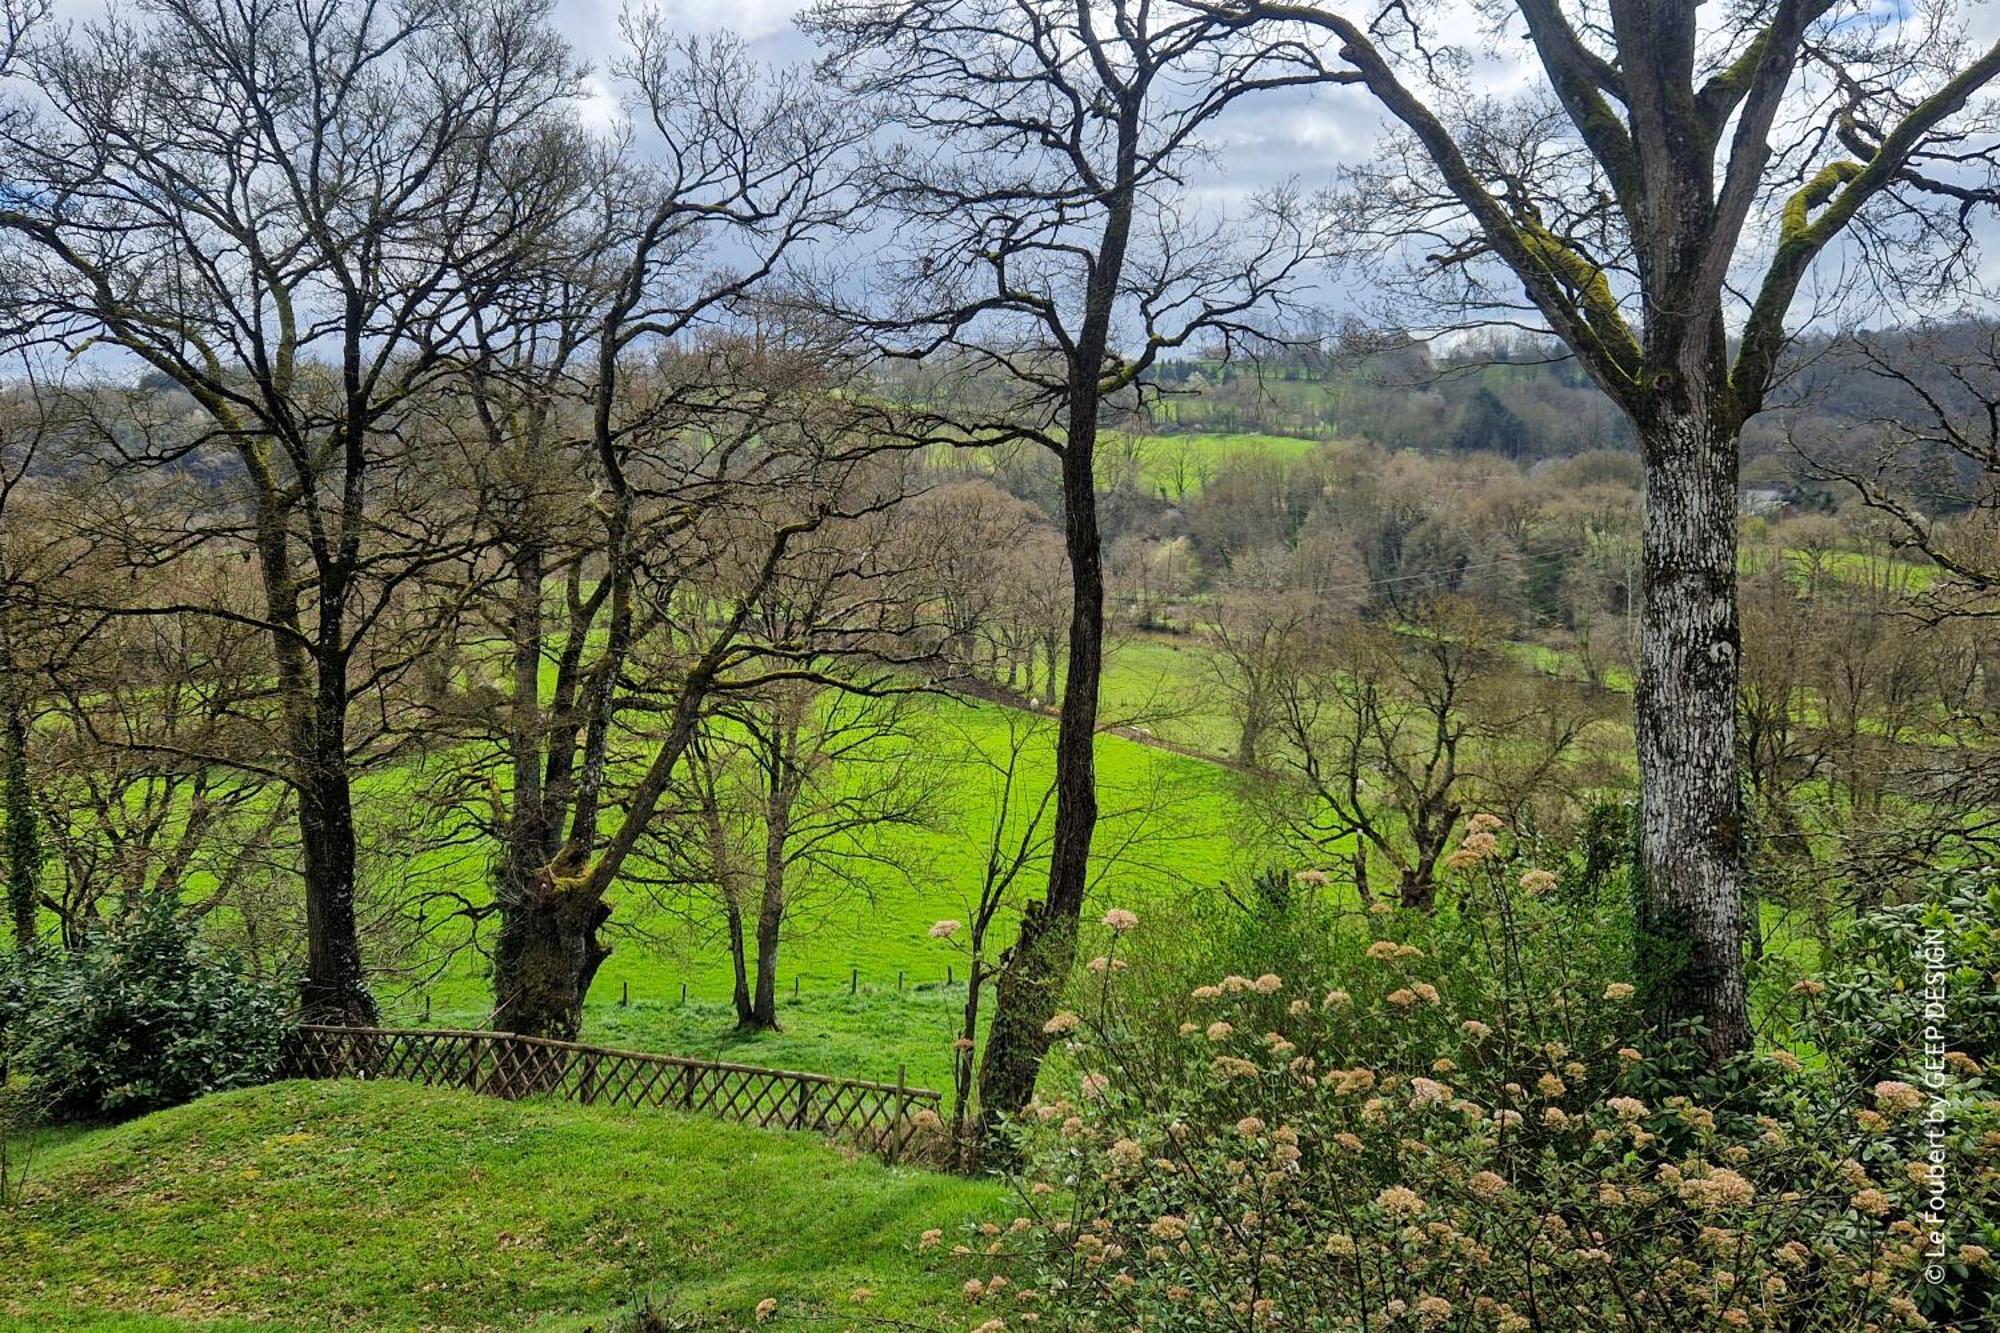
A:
[
  {"xmin": 0, "ymin": 1080, "xmax": 1004, "ymax": 1333},
  {"xmin": 933, "ymin": 429, "xmax": 1328, "ymax": 497},
  {"xmin": 1739, "ymin": 543, "xmax": 1943, "ymax": 592},
  {"xmin": 391, "ymin": 624, "xmax": 1637, "ymax": 1096},
  {"xmin": 1113, "ymin": 431, "xmax": 1325, "ymax": 496},
  {"xmin": 392, "ymin": 689, "xmax": 1254, "ymax": 1092}
]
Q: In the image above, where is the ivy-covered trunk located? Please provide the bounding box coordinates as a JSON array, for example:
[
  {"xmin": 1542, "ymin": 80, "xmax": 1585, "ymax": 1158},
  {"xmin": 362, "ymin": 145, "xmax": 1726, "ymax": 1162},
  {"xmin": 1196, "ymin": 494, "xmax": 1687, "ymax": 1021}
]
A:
[
  {"xmin": 746, "ymin": 787, "xmax": 791, "ymax": 1031},
  {"xmin": 1634, "ymin": 403, "xmax": 1749, "ymax": 1060},
  {"xmin": 491, "ymin": 866, "xmax": 609, "ymax": 1041},
  {"xmin": 4, "ymin": 695, "xmax": 40, "ymax": 952}
]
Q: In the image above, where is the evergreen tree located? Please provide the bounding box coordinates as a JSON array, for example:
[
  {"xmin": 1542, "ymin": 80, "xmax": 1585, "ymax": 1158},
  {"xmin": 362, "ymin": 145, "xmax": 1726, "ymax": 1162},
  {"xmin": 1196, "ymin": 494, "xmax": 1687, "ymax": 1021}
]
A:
[{"xmin": 1452, "ymin": 387, "xmax": 1530, "ymax": 459}]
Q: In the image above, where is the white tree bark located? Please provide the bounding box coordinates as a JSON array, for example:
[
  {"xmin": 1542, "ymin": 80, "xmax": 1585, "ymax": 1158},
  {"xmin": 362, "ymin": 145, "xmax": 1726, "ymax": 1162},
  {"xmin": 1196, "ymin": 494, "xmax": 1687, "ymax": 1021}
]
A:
[{"xmin": 1637, "ymin": 405, "xmax": 1750, "ymax": 1058}]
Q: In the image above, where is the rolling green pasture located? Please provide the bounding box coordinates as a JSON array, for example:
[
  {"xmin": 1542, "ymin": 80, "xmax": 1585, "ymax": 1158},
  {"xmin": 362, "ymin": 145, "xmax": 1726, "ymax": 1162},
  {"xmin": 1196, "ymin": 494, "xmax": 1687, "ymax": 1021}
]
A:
[
  {"xmin": 1144, "ymin": 374, "xmax": 1344, "ymax": 434},
  {"xmin": 1112, "ymin": 431, "xmax": 1325, "ymax": 496},
  {"xmin": 1741, "ymin": 543, "xmax": 1943, "ymax": 592},
  {"xmin": 376, "ymin": 622, "xmax": 1638, "ymax": 1095},
  {"xmin": 50, "ymin": 545, "xmax": 1940, "ymax": 1101},
  {"xmin": 932, "ymin": 428, "xmax": 1327, "ymax": 497},
  {"xmin": 389, "ymin": 689, "xmax": 1256, "ymax": 1092}
]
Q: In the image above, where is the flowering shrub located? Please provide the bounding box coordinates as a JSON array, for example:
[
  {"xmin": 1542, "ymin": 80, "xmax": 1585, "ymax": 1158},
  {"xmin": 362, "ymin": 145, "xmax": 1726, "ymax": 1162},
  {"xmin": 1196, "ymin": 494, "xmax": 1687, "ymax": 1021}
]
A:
[{"xmin": 944, "ymin": 840, "xmax": 1997, "ymax": 1330}]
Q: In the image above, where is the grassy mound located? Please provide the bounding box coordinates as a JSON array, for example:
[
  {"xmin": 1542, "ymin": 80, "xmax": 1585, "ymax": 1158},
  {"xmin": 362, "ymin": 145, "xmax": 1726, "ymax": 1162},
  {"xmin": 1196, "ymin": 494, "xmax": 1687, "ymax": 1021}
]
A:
[{"xmin": 1, "ymin": 1080, "xmax": 1004, "ymax": 1332}]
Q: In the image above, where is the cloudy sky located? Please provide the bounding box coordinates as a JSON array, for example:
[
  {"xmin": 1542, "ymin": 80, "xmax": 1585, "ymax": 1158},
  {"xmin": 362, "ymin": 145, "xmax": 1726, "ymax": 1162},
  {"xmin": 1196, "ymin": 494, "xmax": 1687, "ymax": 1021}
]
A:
[
  {"xmin": 30, "ymin": 0, "xmax": 2000, "ymax": 332},
  {"xmin": 38, "ymin": 0, "xmax": 2000, "ymax": 207},
  {"xmin": 51, "ymin": 0, "xmax": 1396, "ymax": 201}
]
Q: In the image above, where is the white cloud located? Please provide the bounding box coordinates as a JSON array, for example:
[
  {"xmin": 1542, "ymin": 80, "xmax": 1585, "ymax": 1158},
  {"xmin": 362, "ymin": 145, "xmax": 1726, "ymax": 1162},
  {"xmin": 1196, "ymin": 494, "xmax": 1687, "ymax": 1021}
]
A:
[{"xmin": 556, "ymin": 0, "xmax": 805, "ymax": 55}]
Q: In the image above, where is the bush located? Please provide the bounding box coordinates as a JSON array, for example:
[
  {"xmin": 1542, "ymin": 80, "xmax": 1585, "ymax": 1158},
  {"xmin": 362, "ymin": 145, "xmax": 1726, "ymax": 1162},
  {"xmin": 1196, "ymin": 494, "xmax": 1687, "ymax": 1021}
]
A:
[
  {"xmin": 0, "ymin": 902, "xmax": 293, "ymax": 1120},
  {"xmin": 947, "ymin": 828, "xmax": 1997, "ymax": 1331}
]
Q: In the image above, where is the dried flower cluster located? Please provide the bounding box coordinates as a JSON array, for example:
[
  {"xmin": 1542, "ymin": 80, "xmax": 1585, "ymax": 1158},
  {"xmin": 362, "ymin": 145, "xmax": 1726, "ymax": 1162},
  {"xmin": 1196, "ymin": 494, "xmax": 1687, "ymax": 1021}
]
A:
[{"xmin": 928, "ymin": 863, "xmax": 1998, "ymax": 1331}]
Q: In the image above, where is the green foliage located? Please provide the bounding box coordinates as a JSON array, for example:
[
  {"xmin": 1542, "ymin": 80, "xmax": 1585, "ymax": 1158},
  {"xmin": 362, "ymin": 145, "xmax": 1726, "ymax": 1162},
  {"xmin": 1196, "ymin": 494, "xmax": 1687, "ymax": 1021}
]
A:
[
  {"xmin": 946, "ymin": 836, "xmax": 1998, "ymax": 1331},
  {"xmin": 1, "ymin": 902, "xmax": 292, "ymax": 1121},
  {"xmin": 1812, "ymin": 873, "xmax": 1997, "ymax": 1085},
  {"xmin": 1450, "ymin": 387, "xmax": 1529, "ymax": 459}
]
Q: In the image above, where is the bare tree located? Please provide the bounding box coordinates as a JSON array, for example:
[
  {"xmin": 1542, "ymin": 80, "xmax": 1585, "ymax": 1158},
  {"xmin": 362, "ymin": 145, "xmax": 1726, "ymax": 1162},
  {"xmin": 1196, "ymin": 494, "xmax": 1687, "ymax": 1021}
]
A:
[
  {"xmin": 926, "ymin": 702, "xmax": 1218, "ymax": 1168},
  {"xmin": 926, "ymin": 708, "xmax": 1057, "ymax": 1168},
  {"xmin": 372, "ymin": 25, "xmax": 884, "ymax": 1039},
  {"xmin": 1223, "ymin": 0, "xmax": 2000, "ymax": 1057},
  {"xmin": 898, "ymin": 479, "xmax": 1046, "ymax": 681},
  {"xmin": 35, "ymin": 608, "xmax": 290, "ymax": 953},
  {"xmin": 0, "ymin": 0, "xmax": 587, "ymax": 1019},
  {"xmin": 1803, "ymin": 322, "xmax": 2000, "ymax": 621},
  {"xmin": 666, "ymin": 682, "xmax": 935, "ymax": 1032},
  {"xmin": 420, "ymin": 332, "xmax": 920, "ymax": 1040},
  {"xmin": 1738, "ymin": 541, "xmax": 2000, "ymax": 941},
  {"xmin": 993, "ymin": 530, "xmax": 1072, "ymax": 700},
  {"xmin": 809, "ymin": 0, "xmax": 1340, "ymax": 1143},
  {"xmin": 1201, "ymin": 586, "xmax": 1330, "ymax": 768},
  {"xmin": 1260, "ymin": 596, "xmax": 1605, "ymax": 910}
]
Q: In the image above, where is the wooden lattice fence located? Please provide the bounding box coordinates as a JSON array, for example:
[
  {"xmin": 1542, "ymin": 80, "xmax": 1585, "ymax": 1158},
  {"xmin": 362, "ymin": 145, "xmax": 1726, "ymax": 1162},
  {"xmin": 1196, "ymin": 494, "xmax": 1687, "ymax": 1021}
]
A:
[{"xmin": 283, "ymin": 1025, "xmax": 943, "ymax": 1162}]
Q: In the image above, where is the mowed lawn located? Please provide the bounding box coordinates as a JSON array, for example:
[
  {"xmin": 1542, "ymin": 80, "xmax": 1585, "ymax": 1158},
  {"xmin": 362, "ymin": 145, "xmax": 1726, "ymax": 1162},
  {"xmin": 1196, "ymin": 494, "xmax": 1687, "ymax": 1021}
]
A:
[{"xmin": 0, "ymin": 1080, "xmax": 1006, "ymax": 1333}]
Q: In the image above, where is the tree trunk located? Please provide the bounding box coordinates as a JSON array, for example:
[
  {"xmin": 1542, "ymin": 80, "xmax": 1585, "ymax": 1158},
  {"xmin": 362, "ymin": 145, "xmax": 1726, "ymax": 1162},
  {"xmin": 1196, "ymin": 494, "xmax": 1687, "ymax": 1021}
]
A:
[
  {"xmin": 246, "ymin": 475, "xmax": 374, "ymax": 1024},
  {"xmin": 976, "ymin": 432, "xmax": 1104, "ymax": 1144},
  {"xmin": 725, "ymin": 893, "xmax": 753, "ymax": 1027},
  {"xmin": 295, "ymin": 685, "xmax": 376, "ymax": 1024},
  {"xmin": 951, "ymin": 963, "xmax": 984, "ymax": 1167},
  {"xmin": 746, "ymin": 784, "xmax": 791, "ymax": 1031},
  {"xmin": 704, "ymin": 788, "xmax": 755, "ymax": 1027},
  {"xmin": 3, "ymin": 696, "xmax": 39, "ymax": 953},
  {"xmin": 492, "ymin": 866, "xmax": 609, "ymax": 1041},
  {"xmin": 749, "ymin": 905, "xmax": 782, "ymax": 1029},
  {"xmin": 1235, "ymin": 688, "xmax": 1264, "ymax": 769},
  {"xmin": 1634, "ymin": 406, "xmax": 1750, "ymax": 1061}
]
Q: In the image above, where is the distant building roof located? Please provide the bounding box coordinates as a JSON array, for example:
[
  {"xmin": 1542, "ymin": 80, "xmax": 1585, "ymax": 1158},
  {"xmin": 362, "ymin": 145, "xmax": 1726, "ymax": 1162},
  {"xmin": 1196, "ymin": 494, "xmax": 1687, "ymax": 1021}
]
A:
[{"xmin": 1739, "ymin": 487, "xmax": 1788, "ymax": 517}]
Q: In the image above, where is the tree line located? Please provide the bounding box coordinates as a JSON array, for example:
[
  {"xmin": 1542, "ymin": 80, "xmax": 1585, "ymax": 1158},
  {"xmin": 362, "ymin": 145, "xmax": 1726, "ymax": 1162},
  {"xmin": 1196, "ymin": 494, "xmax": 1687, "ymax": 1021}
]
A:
[{"xmin": 1, "ymin": 0, "xmax": 1997, "ymax": 1152}]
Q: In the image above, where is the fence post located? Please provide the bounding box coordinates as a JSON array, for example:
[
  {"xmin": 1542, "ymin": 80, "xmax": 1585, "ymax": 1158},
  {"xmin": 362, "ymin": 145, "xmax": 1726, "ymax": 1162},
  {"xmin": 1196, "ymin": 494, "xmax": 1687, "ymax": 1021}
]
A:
[
  {"xmin": 496, "ymin": 1035, "xmax": 520, "ymax": 1100},
  {"xmin": 891, "ymin": 1064, "xmax": 909, "ymax": 1162},
  {"xmin": 850, "ymin": 966, "xmax": 858, "ymax": 995},
  {"xmin": 789, "ymin": 1078, "xmax": 808, "ymax": 1130}
]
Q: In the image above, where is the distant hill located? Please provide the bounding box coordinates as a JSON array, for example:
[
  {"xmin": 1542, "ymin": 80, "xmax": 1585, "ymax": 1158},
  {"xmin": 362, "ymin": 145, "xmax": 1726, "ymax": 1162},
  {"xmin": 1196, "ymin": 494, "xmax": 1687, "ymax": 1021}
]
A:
[{"xmin": 1122, "ymin": 320, "xmax": 1996, "ymax": 507}]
